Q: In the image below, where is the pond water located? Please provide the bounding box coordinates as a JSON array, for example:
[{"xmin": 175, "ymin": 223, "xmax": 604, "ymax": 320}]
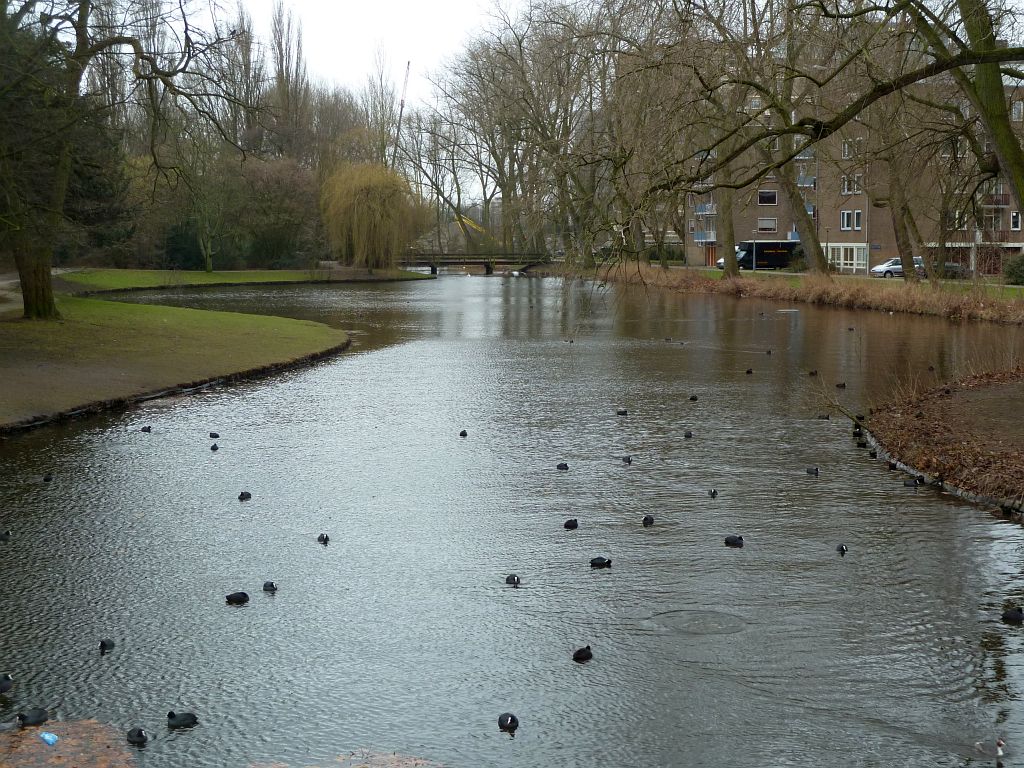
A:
[{"xmin": 2, "ymin": 275, "xmax": 1024, "ymax": 768}]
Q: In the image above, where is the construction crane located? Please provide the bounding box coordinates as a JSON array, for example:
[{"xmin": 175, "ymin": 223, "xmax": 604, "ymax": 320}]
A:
[{"xmin": 390, "ymin": 60, "xmax": 411, "ymax": 170}]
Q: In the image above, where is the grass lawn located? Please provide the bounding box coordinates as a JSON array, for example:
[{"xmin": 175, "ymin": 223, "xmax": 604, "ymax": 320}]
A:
[
  {"xmin": 0, "ymin": 296, "xmax": 348, "ymax": 427},
  {"xmin": 59, "ymin": 267, "xmax": 431, "ymax": 292}
]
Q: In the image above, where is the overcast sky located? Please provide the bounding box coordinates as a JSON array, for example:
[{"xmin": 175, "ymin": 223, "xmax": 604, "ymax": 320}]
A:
[{"xmin": 240, "ymin": 0, "xmax": 520, "ymax": 105}]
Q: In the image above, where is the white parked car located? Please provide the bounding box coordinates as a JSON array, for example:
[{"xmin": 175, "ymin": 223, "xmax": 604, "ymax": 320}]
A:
[{"xmin": 870, "ymin": 256, "xmax": 922, "ymax": 278}]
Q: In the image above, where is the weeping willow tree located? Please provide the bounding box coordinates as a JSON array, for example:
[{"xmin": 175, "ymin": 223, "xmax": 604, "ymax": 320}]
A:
[{"xmin": 320, "ymin": 162, "xmax": 428, "ymax": 268}]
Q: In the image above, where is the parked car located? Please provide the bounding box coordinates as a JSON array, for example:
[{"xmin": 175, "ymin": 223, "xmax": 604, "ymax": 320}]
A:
[
  {"xmin": 715, "ymin": 240, "xmax": 800, "ymax": 270},
  {"xmin": 915, "ymin": 260, "xmax": 972, "ymax": 280},
  {"xmin": 870, "ymin": 256, "xmax": 923, "ymax": 278}
]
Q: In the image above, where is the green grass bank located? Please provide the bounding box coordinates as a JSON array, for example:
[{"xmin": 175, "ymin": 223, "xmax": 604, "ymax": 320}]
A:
[
  {"xmin": 59, "ymin": 266, "xmax": 431, "ymax": 293},
  {"xmin": 0, "ymin": 296, "xmax": 349, "ymax": 431}
]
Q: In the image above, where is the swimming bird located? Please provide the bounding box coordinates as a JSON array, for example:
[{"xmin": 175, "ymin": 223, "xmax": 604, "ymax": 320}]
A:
[
  {"xmin": 835, "ymin": 382, "xmax": 847, "ymax": 389},
  {"xmin": 724, "ymin": 535, "xmax": 744, "ymax": 548},
  {"xmin": 766, "ymin": 349, "xmax": 772, "ymax": 355},
  {"xmin": 852, "ymin": 426, "xmax": 863, "ymax": 437},
  {"xmin": 99, "ymin": 638, "xmax": 116, "ymax": 653},
  {"xmin": 126, "ymin": 727, "xmax": 148, "ymax": 745},
  {"xmin": 621, "ymin": 455, "xmax": 632, "ymax": 464},
  {"xmin": 317, "ymin": 533, "xmax": 330, "ymax": 545},
  {"xmin": 808, "ymin": 370, "xmax": 818, "ymax": 376},
  {"xmin": 689, "ymin": 395, "xmax": 698, "ymax": 401},
  {"xmin": 263, "ymin": 581, "xmax": 277, "ymax": 592},
  {"xmin": 572, "ymin": 645, "xmax": 593, "ymax": 662},
  {"xmin": 238, "ymin": 491, "xmax": 251, "ymax": 501},
  {"xmin": 806, "ymin": 466, "xmax": 819, "ymax": 476},
  {"xmin": 709, "ymin": 489, "xmax": 718, "ymax": 498},
  {"xmin": 556, "ymin": 462, "xmax": 569, "ymax": 470},
  {"xmin": 505, "ymin": 574, "xmax": 520, "ymax": 588},
  {"xmin": 0, "ymin": 530, "xmax": 10, "ymax": 542},
  {"xmin": 974, "ymin": 737, "xmax": 1006, "ymax": 758},
  {"xmin": 1002, "ymin": 607, "xmax": 1024, "ymax": 624},
  {"xmin": 642, "ymin": 515, "xmax": 654, "ymax": 527},
  {"xmin": 856, "ymin": 439, "xmax": 868, "ymax": 448},
  {"xmin": 836, "ymin": 544, "xmax": 848, "ymax": 556},
  {"xmin": 209, "ymin": 432, "xmax": 219, "ymax": 439},
  {"xmin": 0, "ymin": 674, "xmax": 12, "ymax": 694},
  {"xmin": 167, "ymin": 711, "xmax": 198, "ymax": 729},
  {"xmin": 498, "ymin": 712, "xmax": 519, "ymax": 733},
  {"xmin": 887, "ymin": 461, "xmax": 898, "ymax": 470},
  {"xmin": 17, "ymin": 709, "xmax": 48, "ymax": 727},
  {"xmin": 903, "ymin": 477, "xmax": 925, "ymax": 487},
  {"xmin": 816, "ymin": 413, "xmax": 830, "ymax": 420},
  {"xmin": 459, "ymin": 429, "xmax": 468, "ymax": 437},
  {"xmin": 684, "ymin": 431, "xmax": 693, "ymax": 439},
  {"xmin": 590, "ymin": 557, "xmax": 612, "ymax": 568},
  {"xmin": 564, "ymin": 518, "xmax": 578, "ymax": 530},
  {"xmin": 141, "ymin": 426, "xmax": 152, "ymax": 433},
  {"xmin": 616, "ymin": 408, "xmax": 627, "ymax": 416},
  {"xmin": 225, "ymin": 591, "xmax": 249, "ymax": 605},
  {"xmin": 43, "ymin": 474, "xmax": 53, "ymax": 482},
  {"xmin": 746, "ymin": 368, "xmax": 753, "ymax": 375},
  {"xmin": 210, "ymin": 443, "xmax": 218, "ymax": 451}
]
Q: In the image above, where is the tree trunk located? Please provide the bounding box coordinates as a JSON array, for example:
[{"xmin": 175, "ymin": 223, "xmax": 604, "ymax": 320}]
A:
[
  {"xmin": 776, "ymin": 162, "xmax": 829, "ymax": 275},
  {"xmin": 718, "ymin": 185, "xmax": 739, "ymax": 277},
  {"xmin": 12, "ymin": 231, "xmax": 59, "ymax": 319}
]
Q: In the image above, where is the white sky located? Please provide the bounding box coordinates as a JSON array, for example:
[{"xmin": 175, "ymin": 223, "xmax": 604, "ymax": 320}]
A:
[{"xmin": 240, "ymin": 0, "xmax": 521, "ymax": 106}]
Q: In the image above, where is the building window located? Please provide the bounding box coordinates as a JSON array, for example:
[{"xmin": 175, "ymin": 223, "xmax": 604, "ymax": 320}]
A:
[
  {"xmin": 944, "ymin": 210, "xmax": 967, "ymax": 231},
  {"xmin": 756, "ymin": 218, "xmax": 777, "ymax": 233},
  {"xmin": 749, "ymin": 95, "xmax": 762, "ymax": 111},
  {"xmin": 765, "ymin": 136, "xmax": 781, "ymax": 151},
  {"xmin": 1012, "ymin": 211, "xmax": 1021, "ymax": 231},
  {"xmin": 841, "ymin": 174, "xmax": 863, "ymax": 195},
  {"xmin": 758, "ymin": 189, "xmax": 778, "ymax": 205},
  {"xmin": 1013, "ymin": 101, "xmax": 1024, "ymax": 121},
  {"xmin": 842, "ymin": 138, "xmax": 863, "ymax": 159},
  {"xmin": 840, "ymin": 210, "xmax": 853, "ymax": 230},
  {"xmin": 854, "ymin": 210, "xmax": 863, "ymax": 231}
]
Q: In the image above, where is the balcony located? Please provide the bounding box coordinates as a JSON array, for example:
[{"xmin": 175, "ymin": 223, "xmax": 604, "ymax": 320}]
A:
[
  {"xmin": 797, "ymin": 174, "xmax": 816, "ymax": 188},
  {"xmin": 982, "ymin": 229, "xmax": 1009, "ymax": 242},
  {"xmin": 693, "ymin": 230, "xmax": 717, "ymax": 243},
  {"xmin": 980, "ymin": 193, "xmax": 1012, "ymax": 207},
  {"xmin": 694, "ymin": 203, "xmax": 717, "ymax": 215},
  {"xmin": 795, "ymin": 147, "xmax": 815, "ymax": 160}
]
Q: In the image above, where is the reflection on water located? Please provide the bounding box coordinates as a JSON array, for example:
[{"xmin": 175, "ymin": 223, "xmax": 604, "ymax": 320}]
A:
[{"xmin": 1, "ymin": 275, "xmax": 1024, "ymax": 768}]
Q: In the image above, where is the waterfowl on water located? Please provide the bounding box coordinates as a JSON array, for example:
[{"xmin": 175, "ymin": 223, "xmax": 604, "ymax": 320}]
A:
[
  {"xmin": 17, "ymin": 708, "xmax": 48, "ymax": 727},
  {"xmin": 709, "ymin": 489, "xmax": 718, "ymax": 498},
  {"xmin": 856, "ymin": 439, "xmax": 868, "ymax": 449},
  {"xmin": 209, "ymin": 432, "xmax": 219, "ymax": 439},
  {"xmin": 642, "ymin": 515, "xmax": 654, "ymax": 527},
  {"xmin": 210, "ymin": 443, "xmax": 219, "ymax": 451},
  {"xmin": 835, "ymin": 382, "xmax": 847, "ymax": 389},
  {"xmin": 806, "ymin": 467, "xmax": 819, "ymax": 476},
  {"xmin": 689, "ymin": 395, "xmax": 698, "ymax": 401},
  {"xmin": 263, "ymin": 581, "xmax": 278, "ymax": 592},
  {"xmin": 556, "ymin": 462, "xmax": 569, "ymax": 471},
  {"xmin": 616, "ymin": 408, "xmax": 627, "ymax": 416},
  {"xmin": 99, "ymin": 639, "xmax": 116, "ymax": 653},
  {"xmin": 724, "ymin": 535, "xmax": 744, "ymax": 548},
  {"xmin": 238, "ymin": 491, "xmax": 252, "ymax": 501},
  {"xmin": 225, "ymin": 591, "xmax": 249, "ymax": 605},
  {"xmin": 745, "ymin": 368, "xmax": 753, "ymax": 375},
  {"xmin": 564, "ymin": 518, "xmax": 578, "ymax": 530},
  {"xmin": 317, "ymin": 533, "xmax": 330, "ymax": 545},
  {"xmin": 903, "ymin": 477, "xmax": 925, "ymax": 487},
  {"xmin": 1002, "ymin": 607, "xmax": 1024, "ymax": 624},
  {"xmin": 505, "ymin": 574, "xmax": 520, "ymax": 588},
  {"xmin": 140, "ymin": 426, "xmax": 152, "ymax": 433},
  {"xmin": 621, "ymin": 455, "xmax": 632, "ymax": 464},
  {"xmin": 808, "ymin": 370, "xmax": 818, "ymax": 376},
  {"xmin": 816, "ymin": 413, "xmax": 830, "ymax": 420},
  {"xmin": 0, "ymin": 674, "xmax": 12, "ymax": 694},
  {"xmin": 498, "ymin": 712, "xmax": 519, "ymax": 733},
  {"xmin": 126, "ymin": 727, "xmax": 148, "ymax": 745},
  {"xmin": 167, "ymin": 711, "xmax": 198, "ymax": 729},
  {"xmin": 459, "ymin": 430, "xmax": 468, "ymax": 437},
  {"xmin": 974, "ymin": 737, "xmax": 1007, "ymax": 758},
  {"xmin": 43, "ymin": 474, "xmax": 53, "ymax": 482},
  {"xmin": 572, "ymin": 645, "xmax": 593, "ymax": 663},
  {"xmin": 0, "ymin": 530, "xmax": 10, "ymax": 542},
  {"xmin": 836, "ymin": 544, "xmax": 848, "ymax": 556},
  {"xmin": 684, "ymin": 431, "xmax": 693, "ymax": 439},
  {"xmin": 590, "ymin": 557, "xmax": 612, "ymax": 568}
]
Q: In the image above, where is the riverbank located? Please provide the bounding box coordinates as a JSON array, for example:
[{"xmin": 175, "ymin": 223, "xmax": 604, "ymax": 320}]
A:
[
  {"xmin": 0, "ymin": 296, "xmax": 349, "ymax": 433},
  {"xmin": 866, "ymin": 368, "xmax": 1024, "ymax": 511},
  {"xmin": 542, "ymin": 261, "xmax": 1024, "ymax": 324}
]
